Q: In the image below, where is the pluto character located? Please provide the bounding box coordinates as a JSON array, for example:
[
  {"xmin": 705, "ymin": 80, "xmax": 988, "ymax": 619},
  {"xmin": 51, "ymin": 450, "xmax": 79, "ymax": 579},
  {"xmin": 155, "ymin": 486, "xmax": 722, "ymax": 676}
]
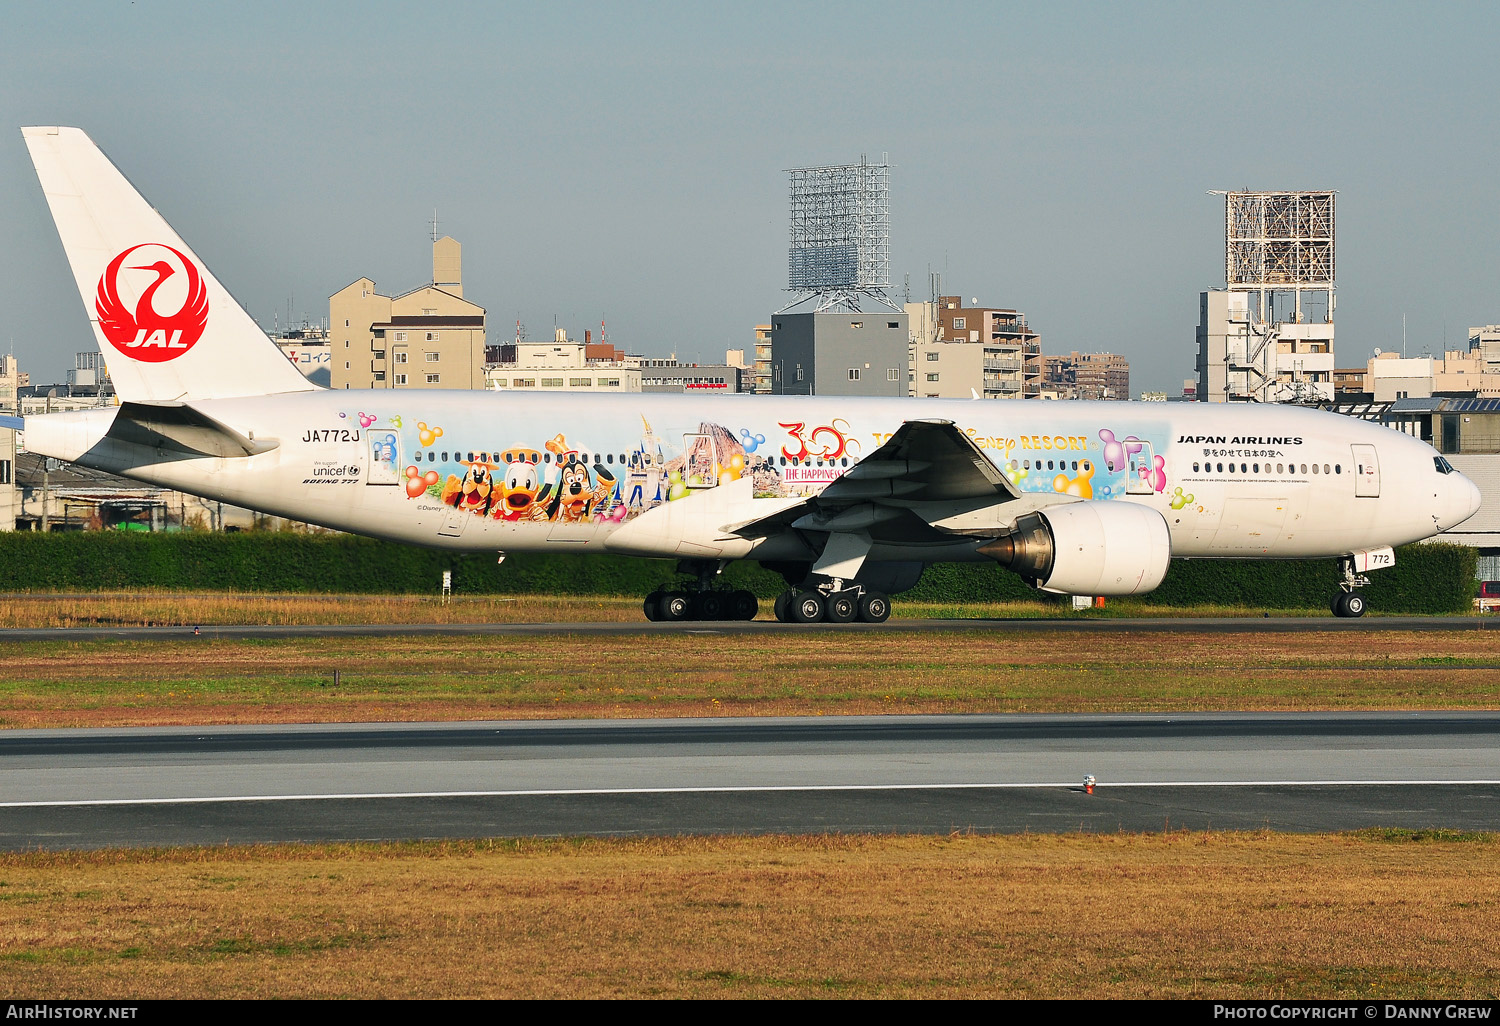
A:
[{"xmin": 443, "ymin": 459, "xmax": 498, "ymax": 517}]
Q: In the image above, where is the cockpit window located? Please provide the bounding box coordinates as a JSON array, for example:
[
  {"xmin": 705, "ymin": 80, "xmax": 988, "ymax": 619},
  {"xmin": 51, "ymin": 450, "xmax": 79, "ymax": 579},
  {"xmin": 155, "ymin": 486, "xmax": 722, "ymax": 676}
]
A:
[{"xmin": 1435, "ymin": 456, "xmax": 1455, "ymax": 475}]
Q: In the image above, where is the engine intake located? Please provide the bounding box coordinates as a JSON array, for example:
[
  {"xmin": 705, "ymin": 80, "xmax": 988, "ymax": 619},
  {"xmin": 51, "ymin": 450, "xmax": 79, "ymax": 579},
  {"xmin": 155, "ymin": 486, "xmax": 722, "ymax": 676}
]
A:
[{"xmin": 978, "ymin": 501, "xmax": 1171, "ymax": 596}]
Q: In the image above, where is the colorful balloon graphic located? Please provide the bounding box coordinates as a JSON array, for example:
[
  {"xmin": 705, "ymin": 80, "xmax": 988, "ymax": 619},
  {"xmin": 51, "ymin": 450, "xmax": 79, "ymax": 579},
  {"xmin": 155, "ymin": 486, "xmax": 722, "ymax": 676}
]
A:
[{"xmin": 418, "ymin": 422, "xmax": 444, "ymax": 447}]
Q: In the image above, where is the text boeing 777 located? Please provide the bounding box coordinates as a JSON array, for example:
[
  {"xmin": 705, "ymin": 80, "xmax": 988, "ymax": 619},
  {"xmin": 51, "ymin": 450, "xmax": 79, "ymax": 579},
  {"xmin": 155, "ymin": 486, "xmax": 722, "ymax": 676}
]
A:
[{"xmin": 15, "ymin": 127, "xmax": 1482, "ymax": 621}]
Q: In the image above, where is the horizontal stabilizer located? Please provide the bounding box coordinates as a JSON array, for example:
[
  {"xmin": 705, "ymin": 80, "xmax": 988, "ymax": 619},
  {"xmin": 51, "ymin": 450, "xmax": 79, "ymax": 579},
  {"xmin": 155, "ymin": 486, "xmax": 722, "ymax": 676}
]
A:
[{"xmin": 106, "ymin": 401, "xmax": 279, "ymax": 458}]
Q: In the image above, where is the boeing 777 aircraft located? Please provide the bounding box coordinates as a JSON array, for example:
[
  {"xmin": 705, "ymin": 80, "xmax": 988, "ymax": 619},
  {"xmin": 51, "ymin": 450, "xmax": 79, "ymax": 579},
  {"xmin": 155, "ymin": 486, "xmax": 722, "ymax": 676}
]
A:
[{"xmin": 13, "ymin": 127, "xmax": 1483, "ymax": 621}]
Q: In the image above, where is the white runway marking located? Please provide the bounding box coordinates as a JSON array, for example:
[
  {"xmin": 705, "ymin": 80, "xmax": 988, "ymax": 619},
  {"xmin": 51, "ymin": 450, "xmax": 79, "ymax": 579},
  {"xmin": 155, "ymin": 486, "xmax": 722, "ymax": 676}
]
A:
[{"xmin": 4, "ymin": 779, "xmax": 1500, "ymax": 809}]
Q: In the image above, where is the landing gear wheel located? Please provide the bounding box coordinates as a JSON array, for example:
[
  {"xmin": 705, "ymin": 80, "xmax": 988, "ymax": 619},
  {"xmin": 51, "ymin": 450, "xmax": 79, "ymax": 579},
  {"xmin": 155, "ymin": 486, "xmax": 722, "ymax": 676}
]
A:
[
  {"xmin": 858, "ymin": 592, "xmax": 891, "ymax": 624},
  {"xmin": 730, "ymin": 590, "xmax": 759, "ymax": 621},
  {"xmin": 695, "ymin": 591, "xmax": 726, "ymax": 621},
  {"xmin": 1333, "ymin": 591, "xmax": 1366, "ymax": 618},
  {"xmin": 643, "ymin": 590, "xmax": 664, "ymax": 622},
  {"xmin": 659, "ymin": 591, "xmax": 692, "ymax": 622},
  {"xmin": 825, "ymin": 592, "xmax": 858, "ymax": 623},
  {"xmin": 790, "ymin": 590, "xmax": 825, "ymax": 624},
  {"xmin": 773, "ymin": 590, "xmax": 793, "ymax": 623}
]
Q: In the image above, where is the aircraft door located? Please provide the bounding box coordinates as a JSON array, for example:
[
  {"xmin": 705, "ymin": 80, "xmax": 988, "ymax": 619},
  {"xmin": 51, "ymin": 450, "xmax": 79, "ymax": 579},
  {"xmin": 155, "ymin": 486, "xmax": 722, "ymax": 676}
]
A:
[
  {"xmin": 1351, "ymin": 444, "xmax": 1380, "ymax": 497},
  {"xmin": 1126, "ymin": 442, "xmax": 1157, "ymax": 495},
  {"xmin": 683, "ymin": 433, "xmax": 718, "ymax": 489},
  {"xmin": 366, "ymin": 429, "xmax": 401, "ymax": 487},
  {"xmin": 437, "ymin": 503, "xmax": 469, "ymax": 538}
]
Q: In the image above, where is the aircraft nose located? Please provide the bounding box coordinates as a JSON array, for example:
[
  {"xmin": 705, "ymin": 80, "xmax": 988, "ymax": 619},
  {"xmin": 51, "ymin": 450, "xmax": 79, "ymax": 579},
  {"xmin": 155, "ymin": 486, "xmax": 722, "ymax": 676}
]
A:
[{"xmin": 1440, "ymin": 473, "xmax": 1482, "ymax": 531}]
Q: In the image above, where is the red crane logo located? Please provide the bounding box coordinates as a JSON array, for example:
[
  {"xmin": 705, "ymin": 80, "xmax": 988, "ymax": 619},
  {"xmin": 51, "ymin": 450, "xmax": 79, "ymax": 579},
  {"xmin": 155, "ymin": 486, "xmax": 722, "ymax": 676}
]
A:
[{"xmin": 94, "ymin": 244, "xmax": 209, "ymax": 363}]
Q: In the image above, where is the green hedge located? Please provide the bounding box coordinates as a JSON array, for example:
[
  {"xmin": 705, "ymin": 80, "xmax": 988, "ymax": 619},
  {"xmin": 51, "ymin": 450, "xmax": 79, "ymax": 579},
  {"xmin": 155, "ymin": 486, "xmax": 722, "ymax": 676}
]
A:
[{"xmin": 0, "ymin": 532, "xmax": 1479, "ymax": 613}]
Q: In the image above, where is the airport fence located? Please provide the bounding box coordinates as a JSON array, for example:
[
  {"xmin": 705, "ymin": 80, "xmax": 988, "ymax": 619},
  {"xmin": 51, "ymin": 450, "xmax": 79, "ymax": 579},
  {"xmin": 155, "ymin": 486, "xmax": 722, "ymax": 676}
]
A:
[{"xmin": 0, "ymin": 532, "xmax": 1479, "ymax": 614}]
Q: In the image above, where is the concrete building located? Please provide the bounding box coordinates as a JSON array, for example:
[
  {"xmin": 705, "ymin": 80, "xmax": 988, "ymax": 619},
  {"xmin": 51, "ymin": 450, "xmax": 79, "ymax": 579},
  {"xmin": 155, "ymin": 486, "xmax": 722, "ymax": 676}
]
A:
[
  {"xmin": 66, "ymin": 350, "xmax": 112, "ymax": 396},
  {"xmin": 903, "ymin": 296, "xmax": 1041, "ymax": 399},
  {"xmin": 1197, "ymin": 290, "xmax": 1336, "ymax": 403},
  {"xmin": 1197, "ymin": 191, "xmax": 1337, "ymax": 403},
  {"xmin": 641, "ymin": 357, "xmax": 745, "ymax": 394},
  {"xmin": 1366, "ymin": 353, "xmax": 1435, "ymax": 403},
  {"xmin": 0, "ymin": 425, "xmax": 16, "ymax": 532},
  {"xmin": 273, "ymin": 327, "xmax": 332, "ymax": 387},
  {"xmin": 1, "ymin": 354, "xmax": 30, "ymax": 412},
  {"xmin": 768, "ymin": 311, "xmax": 908, "ymax": 397},
  {"xmin": 330, "ymin": 236, "xmax": 486, "ymax": 390},
  {"xmin": 484, "ymin": 331, "xmax": 642, "ymax": 392},
  {"xmin": 1041, "ymin": 351, "xmax": 1130, "ymax": 401},
  {"xmin": 751, "ymin": 325, "xmax": 773, "ymax": 394}
]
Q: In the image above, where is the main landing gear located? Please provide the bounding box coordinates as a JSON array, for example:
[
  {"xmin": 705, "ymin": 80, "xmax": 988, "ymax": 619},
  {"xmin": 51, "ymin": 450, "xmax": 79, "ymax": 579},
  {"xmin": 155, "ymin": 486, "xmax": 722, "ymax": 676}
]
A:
[
  {"xmin": 1331, "ymin": 556, "xmax": 1370, "ymax": 618},
  {"xmin": 643, "ymin": 588, "xmax": 758, "ymax": 622},
  {"xmin": 772, "ymin": 585, "xmax": 891, "ymax": 624},
  {"xmin": 642, "ymin": 559, "xmax": 758, "ymax": 622}
]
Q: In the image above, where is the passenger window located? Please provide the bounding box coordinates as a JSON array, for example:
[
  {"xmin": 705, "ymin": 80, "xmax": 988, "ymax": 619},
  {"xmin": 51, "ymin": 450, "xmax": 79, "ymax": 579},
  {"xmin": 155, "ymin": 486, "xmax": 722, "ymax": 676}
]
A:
[
  {"xmin": 1071, "ymin": 461, "xmax": 1078, "ymax": 471},
  {"xmin": 1216, "ymin": 463, "xmax": 1223, "ymax": 473},
  {"xmin": 1253, "ymin": 463, "xmax": 1259, "ymax": 473},
  {"xmin": 1334, "ymin": 464, "xmax": 1341, "ymax": 474},
  {"xmin": 1193, "ymin": 462, "xmax": 1199, "ymax": 472},
  {"xmin": 1277, "ymin": 463, "xmax": 1284, "ymax": 474},
  {"xmin": 441, "ymin": 451, "xmax": 449, "ymax": 462},
  {"xmin": 414, "ymin": 452, "xmax": 422, "ymax": 463}
]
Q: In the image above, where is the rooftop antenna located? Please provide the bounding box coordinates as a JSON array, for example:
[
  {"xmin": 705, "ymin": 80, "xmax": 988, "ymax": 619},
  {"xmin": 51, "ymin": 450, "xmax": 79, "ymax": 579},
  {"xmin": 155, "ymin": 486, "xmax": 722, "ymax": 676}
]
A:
[{"xmin": 429, "ymin": 209, "xmax": 441, "ymax": 243}]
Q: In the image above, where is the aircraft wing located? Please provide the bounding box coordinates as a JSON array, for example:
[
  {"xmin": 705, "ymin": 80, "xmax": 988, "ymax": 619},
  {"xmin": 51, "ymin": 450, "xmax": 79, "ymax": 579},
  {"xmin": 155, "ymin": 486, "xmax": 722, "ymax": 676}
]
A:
[{"xmin": 726, "ymin": 419, "xmax": 1023, "ymax": 542}]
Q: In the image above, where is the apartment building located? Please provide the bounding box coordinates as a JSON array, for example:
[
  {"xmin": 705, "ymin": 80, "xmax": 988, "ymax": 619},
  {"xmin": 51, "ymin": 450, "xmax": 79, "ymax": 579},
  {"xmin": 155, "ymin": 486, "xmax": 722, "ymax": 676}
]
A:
[{"xmin": 330, "ymin": 236, "xmax": 486, "ymax": 390}]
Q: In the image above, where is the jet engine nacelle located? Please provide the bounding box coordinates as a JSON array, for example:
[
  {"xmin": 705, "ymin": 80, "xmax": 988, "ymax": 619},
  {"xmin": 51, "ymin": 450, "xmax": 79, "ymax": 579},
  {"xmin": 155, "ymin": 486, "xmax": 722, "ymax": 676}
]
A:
[{"xmin": 979, "ymin": 500, "xmax": 1171, "ymax": 596}]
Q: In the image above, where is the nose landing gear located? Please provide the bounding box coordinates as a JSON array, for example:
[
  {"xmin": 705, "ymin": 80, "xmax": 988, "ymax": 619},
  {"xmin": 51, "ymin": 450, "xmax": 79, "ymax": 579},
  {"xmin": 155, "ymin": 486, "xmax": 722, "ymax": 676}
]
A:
[{"xmin": 1331, "ymin": 556, "xmax": 1370, "ymax": 618}]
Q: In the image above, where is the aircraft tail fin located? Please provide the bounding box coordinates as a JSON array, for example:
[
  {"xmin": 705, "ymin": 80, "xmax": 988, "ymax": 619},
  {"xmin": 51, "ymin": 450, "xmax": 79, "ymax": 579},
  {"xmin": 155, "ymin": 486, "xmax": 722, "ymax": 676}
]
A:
[{"xmin": 21, "ymin": 126, "xmax": 319, "ymax": 403}]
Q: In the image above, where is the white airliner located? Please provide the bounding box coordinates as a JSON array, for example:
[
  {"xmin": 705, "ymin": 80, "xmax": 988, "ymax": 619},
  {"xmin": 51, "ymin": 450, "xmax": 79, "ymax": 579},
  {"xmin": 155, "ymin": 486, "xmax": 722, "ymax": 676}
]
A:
[{"xmin": 13, "ymin": 127, "xmax": 1483, "ymax": 621}]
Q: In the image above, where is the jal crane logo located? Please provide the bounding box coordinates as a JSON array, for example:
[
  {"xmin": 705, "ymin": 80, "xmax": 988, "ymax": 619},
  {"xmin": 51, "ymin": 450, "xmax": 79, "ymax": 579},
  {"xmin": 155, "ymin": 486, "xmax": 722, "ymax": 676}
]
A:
[{"xmin": 94, "ymin": 244, "xmax": 209, "ymax": 362}]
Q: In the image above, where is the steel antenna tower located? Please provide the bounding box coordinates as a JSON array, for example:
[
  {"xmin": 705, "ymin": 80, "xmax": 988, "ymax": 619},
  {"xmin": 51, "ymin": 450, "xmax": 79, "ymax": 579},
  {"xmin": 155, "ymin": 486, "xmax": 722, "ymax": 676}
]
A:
[{"xmin": 778, "ymin": 154, "xmax": 897, "ymax": 313}]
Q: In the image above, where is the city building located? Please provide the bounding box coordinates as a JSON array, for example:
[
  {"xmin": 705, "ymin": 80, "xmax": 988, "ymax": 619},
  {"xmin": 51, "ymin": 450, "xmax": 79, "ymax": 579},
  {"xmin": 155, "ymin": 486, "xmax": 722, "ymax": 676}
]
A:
[
  {"xmin": 768, "ymin": 312, "xmax": 908, "ymax": 396},
  {"xmin": 330, "ymin": 236, "xmax": 486, "ymax": 390},
  {"xmin": 66, "ymin": 350, "xmax": 112, "ymax": 396},
  {"xmin": 273, "ymin": 326, "xmax": 332, "ymax": 387},
  {"xmin": 0, "ymin": 424, "xmax": 15, "ymax": 532},
  {"xmin": 641, "ymin": 355, "xmax": 745, "ymax": 393},
  {"xmin": 751, "ymin": 325, "xmax": 772, "ymax": 394},
  {"xmin": 1, "ymin": 354, "xmax": 30, "ymax": 412},
  {"xmin": 1333, "ymin": 367, "xmax": 1368, "ymax": 395},
  {"xmin": 1040, "ymin": 351, "xmax": 1130, "ymax": 401},
  {"xmin": 1366, "ymin": 353, "xmax": 1435, "ymax": 403},
  {"xmin": 484, "ymin": 330, "xmax": 642, "ymax": 392},
  {"xmin": 1197, "ymin": 191, "xmax": 1337, "ymax": 403},
  {"xmin": 904, "ymin": 296, "xmax": 1041, "ymax": 399}
]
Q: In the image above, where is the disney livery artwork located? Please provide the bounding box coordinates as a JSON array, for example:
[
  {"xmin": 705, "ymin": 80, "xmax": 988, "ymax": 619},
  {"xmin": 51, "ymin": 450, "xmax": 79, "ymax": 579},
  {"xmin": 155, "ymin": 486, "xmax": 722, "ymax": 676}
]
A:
[{"xmin": 17, "ymin": 126, "xmax": 1484, "ymax": 626}]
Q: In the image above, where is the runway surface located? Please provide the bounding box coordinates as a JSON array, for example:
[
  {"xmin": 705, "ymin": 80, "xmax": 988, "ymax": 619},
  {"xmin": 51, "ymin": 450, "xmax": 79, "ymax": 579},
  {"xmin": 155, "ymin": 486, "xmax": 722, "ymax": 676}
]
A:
[
  {"xmin": 2, "ymin": 713, "xmax": 1497, "ymax": 849},
  {"xmin": 2, "ymin": 614, "xmax": 1497, "ymax": 643}
]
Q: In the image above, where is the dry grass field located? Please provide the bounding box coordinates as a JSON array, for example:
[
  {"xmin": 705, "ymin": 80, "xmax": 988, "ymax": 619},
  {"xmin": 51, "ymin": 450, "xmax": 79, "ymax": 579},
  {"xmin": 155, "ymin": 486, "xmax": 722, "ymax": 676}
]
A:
[
  {"xmin": 0, "ymin": 629, "xmax": 1497, "ymax": 728},
  {"xmin": 1, "ymin": 831, "xmax": 1496, "ymax": 999}
]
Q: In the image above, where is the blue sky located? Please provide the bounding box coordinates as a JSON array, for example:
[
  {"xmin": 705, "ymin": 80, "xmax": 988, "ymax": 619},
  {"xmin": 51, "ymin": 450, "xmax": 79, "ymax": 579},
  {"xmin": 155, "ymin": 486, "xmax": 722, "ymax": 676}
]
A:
[{"xmin": 2, "ymin": 1, "xmax": 1496, "ymax": 391}]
